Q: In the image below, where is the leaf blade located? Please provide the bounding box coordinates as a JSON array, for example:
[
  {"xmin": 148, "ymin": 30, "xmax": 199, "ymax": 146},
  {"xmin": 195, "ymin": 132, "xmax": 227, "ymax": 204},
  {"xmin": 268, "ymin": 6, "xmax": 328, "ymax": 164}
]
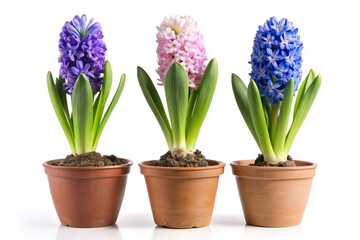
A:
[
  {"xmin": 294, "ymin": 69, "xmax": 316, "ymax": 116},
  {"xmin": 56, "ymin": 77, "xmax": 71, "ymax": 124},
  {"xmin": 186, "ymin": 58, "xmax": 218, "ymax": 151},
  {"xmin": 47, "ymin": 72, "xmax": 76, "ymax": 153},
  {"xmin": 285, "ymin": 75, "xmax": 321, "ymax": 153},
  {"xmin": 72, "ymin": 74, "xmax": 94, "ymax": 154},
  {"xmin": 165, "ymin": 62, "xmax": 188, "ymax": 153},
  {"xmin": 273, "ymin": 78, "xmax": 294, "ymax": 160},
  {"xmin": 231, "ymin": 73, "xmax": 261, "ymax": 149},
  {"xmin": 248, "ymin": 80, "xmax": 277, "ymax": 163},
  {"xmin": 92, "ymin": 61, "xmax": 112, "ymax": 144},
  {"xmin": 137, "ymin": 66, "xmax": 173, "ymax": 149},
  {"xmin": 92, "ymin": 73, "xmax": 126, "ymax": 150}
]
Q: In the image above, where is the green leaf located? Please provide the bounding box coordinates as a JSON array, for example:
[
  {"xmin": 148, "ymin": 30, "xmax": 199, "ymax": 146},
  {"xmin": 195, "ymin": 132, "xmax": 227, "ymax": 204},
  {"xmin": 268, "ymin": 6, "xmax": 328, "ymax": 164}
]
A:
[
  {"xmin": 248, "ymin": 80, "xmax": 277, "ymax": 163},
  {"xmin": 56, "ymin": 77, "xmax": 71, "ymax": 124},
  {"xmin": 186, "ymin": 58, "xmax": 218, "ymax": 151},
  {"xmin": 93, "ymin": 93, "xmax": 100, "ymax": 119},
  {"xmin": 72, "ymin": 74, "xmax": 94, "ymax": 154},
  {"xmin": 269, "ymin": 103, "xmax": 279, "ymax": 144},
  {"xmin": 186, "ymin": 89, "xmax": 198, "ymax": 131},
  {"xmin": 165, "ymin": 62, "xmax": 188, "ymax": 152},
  {"xmin": 47, "ymin": 72, "xmax": 76, "ymax": 154},
  {"xmin": 92, "ymin": 73, "xmax": 126, "ymax": 150},
  {"xmin": 262, "ymin": 97, "xmax": 271, "ymax": 128},
  {"xmin": 285, "ymin": 74, "xmax": 321, "ymax": 153},
  {"xmin": 294, "ymin": 69, "xmax": 316, "ymax": 116},
  {"xmin": 93, "ymin": 61, "xmax": 112, "ymax": 145},
  {"xmin": 231, "ymin": 73, "xmax": 261, "ymax": 149},
  {"xmin": 273, "ymin": 79, "xmax": 294, "ymax": 160},
  {"xmin": 137, "ymin": 66, "xmax": 173, "ymax": 149}
]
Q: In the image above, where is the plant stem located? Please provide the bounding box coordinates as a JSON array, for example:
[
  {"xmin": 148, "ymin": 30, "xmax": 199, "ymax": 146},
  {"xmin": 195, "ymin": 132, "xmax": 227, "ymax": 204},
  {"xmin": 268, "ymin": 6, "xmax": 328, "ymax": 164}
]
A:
[{"xmin": 171, "ymin": 148, "xmax": 190, "ymax": 157}]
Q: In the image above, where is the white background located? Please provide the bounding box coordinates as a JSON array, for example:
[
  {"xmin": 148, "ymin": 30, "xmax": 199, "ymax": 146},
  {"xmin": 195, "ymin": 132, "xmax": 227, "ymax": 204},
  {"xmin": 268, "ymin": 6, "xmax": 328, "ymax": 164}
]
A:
[{"xmin": 1, "ymin": 0, "xmax": 359, "ymax": 239}]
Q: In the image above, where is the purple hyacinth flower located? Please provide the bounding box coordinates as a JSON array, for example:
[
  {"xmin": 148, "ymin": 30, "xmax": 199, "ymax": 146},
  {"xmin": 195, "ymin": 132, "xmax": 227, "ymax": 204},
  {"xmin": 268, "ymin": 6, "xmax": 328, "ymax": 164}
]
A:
[
  {"xmin": 59, "ymin": 14, "xmax": 107, "ymax": 95},
  {"xmin": 249, "ymin": 16, "xmax": 303, "ymax": 104}
]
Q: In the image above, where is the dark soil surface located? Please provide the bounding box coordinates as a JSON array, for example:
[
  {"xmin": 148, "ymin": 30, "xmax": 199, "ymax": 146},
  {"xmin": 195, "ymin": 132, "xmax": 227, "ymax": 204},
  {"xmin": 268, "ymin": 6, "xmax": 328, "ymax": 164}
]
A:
[
  {"xmin": 251, "ymin": 154, "xmax": 296, "ymax": 167},
  {"xmin": 151, "ymin": 149, "xmax": 209, "ymax": 167},
  {"xmin": 50, "ymin": 151, "xmax": 128, "ymax": 167}
]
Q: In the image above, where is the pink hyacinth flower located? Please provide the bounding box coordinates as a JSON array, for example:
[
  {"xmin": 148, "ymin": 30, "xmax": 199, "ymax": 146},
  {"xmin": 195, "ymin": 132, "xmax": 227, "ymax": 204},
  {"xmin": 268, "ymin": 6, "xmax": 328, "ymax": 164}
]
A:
[{"xmin": 156, "ymin": 16, "xmax": 207, "ymax": 89}]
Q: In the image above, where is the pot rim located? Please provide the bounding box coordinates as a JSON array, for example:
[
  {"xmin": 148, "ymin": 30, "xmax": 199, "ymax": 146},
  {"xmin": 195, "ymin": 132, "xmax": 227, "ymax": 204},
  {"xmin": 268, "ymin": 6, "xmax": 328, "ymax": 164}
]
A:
[
  {"xmin": 230, "ymin": 159, "xmax": 316, "ymax": 170},
  {"xmin": 139, "ymin": 160, "xmax": 225, "ymax": 179},
  {"xmin": 43, "ymin": 159, "xmax": 133, "ymax": 170},
  {"xmin": 139, "ymin": 159, "xmax": 225, "ymax": 171},
  {"xmin": 230, "ymin": 160, "xmax": 316, "ymax": 179}
]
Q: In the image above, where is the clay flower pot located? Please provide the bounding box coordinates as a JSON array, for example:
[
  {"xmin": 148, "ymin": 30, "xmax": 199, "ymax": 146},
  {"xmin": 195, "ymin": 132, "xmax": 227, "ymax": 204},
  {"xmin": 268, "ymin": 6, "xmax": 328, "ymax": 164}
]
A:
[
  {"xmin": 43, "ymin": 159, "xmax": 133, "ymax": 228},
  {"xmin": 139, "ymin": 160, "xmax": 225, "ymax": 229},
  {"xmin": 231, "ymin": 160, "xmax": 316, "ymax": 227}
]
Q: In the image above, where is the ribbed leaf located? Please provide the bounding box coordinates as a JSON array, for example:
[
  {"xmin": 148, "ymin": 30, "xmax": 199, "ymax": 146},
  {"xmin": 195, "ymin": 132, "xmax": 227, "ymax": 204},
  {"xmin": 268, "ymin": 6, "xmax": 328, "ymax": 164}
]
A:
[
  {"xmin": 269, "ymin": 103, "xmax": 279, "ymax": 144},
  {"xmin": 137, "ymin": 66, "xmax": 173, "ymax": 149},
  {"xmin": 93, "ymin": 93, "xmax": 100, "ymax": 119},
  {"xmin": 72, "ymin": 74, "xmax": 94, "ymax": 154},
  {"xmin": 93, "ymin": 73, "xmax": 126, "ymax": 150},
  {"xmin": 186, "ymin": 58, "xmax": 218, "ymax": 151},
  {"xmin": 231, "ymin": 73, "xmax": 261, "ymax": 148},
  {"xmin": 294, "ymin": 69, "xmax": 316, "ymax": 116},
  {"xmin": 186, "ymin": 89, "xmax": 198, "ymax": 131},
  {"xmin": 285, "ymin": 75, "xmax": 321, "ymax": 153},
  {"xmin": 47, "ymin": 72, "xmax": 76, "ymax": 153},
  {"xmin": 165, "ymin": 62, "xmax": 188, "ymax": 152},
  {"xmin": 269, "ymin": 74, "xmax": 280, "ymax": 140},
  {"xmin": 55, "ymin": 77, "xmax": 71, "ymax": 124},
  {"xmin": 273, "ymin": 79, "xmax": 294, "ymax": 160},
  {"xmin": 262, "ymin": 98, "xmax": 271, "ymax": 127},
  {"xmin": 92, "ymin": 61, "xmax": 112, "ymax": 142},
  {"xmin": 248, "ymin": 80, "xmax": 277, "ymax": 163}
]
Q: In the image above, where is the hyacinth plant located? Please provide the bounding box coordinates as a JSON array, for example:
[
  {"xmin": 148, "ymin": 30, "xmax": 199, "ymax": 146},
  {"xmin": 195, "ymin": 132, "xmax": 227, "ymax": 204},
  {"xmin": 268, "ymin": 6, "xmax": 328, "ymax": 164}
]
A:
[
  {"xmin": 47, "ymin": 14, "xmax": 125, "ymax": 155},
  {"xmin": 232, "ymin": 17, "xmax": 321, "ymax": 165},
  {"xmin": 137, "ymin": 16, "xmax": 218, "ymax": 157}
]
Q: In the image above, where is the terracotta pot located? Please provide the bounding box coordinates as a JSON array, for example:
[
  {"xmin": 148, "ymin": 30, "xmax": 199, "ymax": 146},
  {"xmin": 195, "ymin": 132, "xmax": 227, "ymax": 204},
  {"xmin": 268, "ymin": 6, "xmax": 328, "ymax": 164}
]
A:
[
  {"xmin": 43, "ymin": 159, "xmax": 133, "ymax": 228},
  {"xmin": 231, "ymin": 160, "xmax": 316, "ymax": 227},
  {"xmin": 139, "ymin": 160, "xmax": 225, "ymax": 229}
]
